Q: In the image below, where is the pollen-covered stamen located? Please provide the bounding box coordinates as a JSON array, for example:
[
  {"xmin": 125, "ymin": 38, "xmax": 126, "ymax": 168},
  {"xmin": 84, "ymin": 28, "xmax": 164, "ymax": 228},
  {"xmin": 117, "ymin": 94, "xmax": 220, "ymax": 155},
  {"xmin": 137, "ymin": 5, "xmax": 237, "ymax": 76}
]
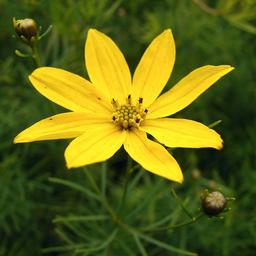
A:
[
  {"xmin": 111, "ymin": 98, "xmax": 119, "ymax": 108},
  {"xmin": 127, "ymin": 94, "xmax": 132, "ymax": 105},
  {"xmin": 111, "ymin": 95, "xmax": 148, "ymax": 130}
]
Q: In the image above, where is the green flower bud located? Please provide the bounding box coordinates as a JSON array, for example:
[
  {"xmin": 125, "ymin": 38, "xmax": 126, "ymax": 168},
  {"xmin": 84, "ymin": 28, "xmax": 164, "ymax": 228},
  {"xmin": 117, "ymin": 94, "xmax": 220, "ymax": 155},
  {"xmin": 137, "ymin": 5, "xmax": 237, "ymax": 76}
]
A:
[
  {"xmin": 13, "ymin": 17, "xmax": 38, "ymax": 40},
  {"xmin": 201, "ymin": 190, "xmax": 227, "ymax": 217}
]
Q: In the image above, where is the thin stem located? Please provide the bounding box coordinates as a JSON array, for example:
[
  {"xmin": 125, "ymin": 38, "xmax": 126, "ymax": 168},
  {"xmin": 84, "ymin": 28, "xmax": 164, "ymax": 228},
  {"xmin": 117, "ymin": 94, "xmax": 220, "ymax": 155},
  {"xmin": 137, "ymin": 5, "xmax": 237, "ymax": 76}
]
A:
[
  {"xmin": 79, "ymin": 171, "xmax": 197, "ymax": 256},
  {"xmin": 38, "ymin": 24, "xmax": 53, "ymax": 40},
  {"xmin": 208, "ymin": 120, "xmax": 222, "ymax": 128},
  {"xmin": 192, "ymin": 0, "xmax": 221, "ymax": 16},
  {"xmin": 141, "ymin": 213, "xmax": 204, "ymax": 233},
  {"xmin": 31, "ymin": 42, "xmax": 41, "ymax": 67},
  {"xmin": 133, "ymin": 233, "xmax": 148, "ymax": 256},
  {"xmin": 53, "ymin": 215, "xmax": 109, "ymax": 223},
  {"xmin": 118, "ymin": 157, "xmax": 132, "ymax": 213},
  {"xmin": 171, "ymin": 187, "xmax": 193, "ymax": 219},
  {"xmin": 48, "ymin": 177, "xmax": 100, "ymax": 201},
  {"xmin": 127, "ymin": 179, "xmax": 163, "ymax": 219},
  {"xmin": 126, "ymin": 165, "xmax": 142, "ymax": 193},
  {"xmin": 75, "ymin": 228, "xmax": 118, "ymax": 253},
  {"xmin": 101, "ymin": 162, "xmax": 107, "ymax": 197},
  {"xmin": 140, "ymin": 214, "xmax": 173, "ymax": 230},
  {"xmin": 84, "ymin": 169, "xmax": 101, "ymax": 194},
  {"xmin": 136, "ymin": 232, "xmax": 197, "ymax": 256},
  {"xmin": 112, "ymin": 217, "xmax": 197, "ymax": 255},
  {"xmin": 83, "ymin": 169, "xmax": 119, "ymax": 223}
]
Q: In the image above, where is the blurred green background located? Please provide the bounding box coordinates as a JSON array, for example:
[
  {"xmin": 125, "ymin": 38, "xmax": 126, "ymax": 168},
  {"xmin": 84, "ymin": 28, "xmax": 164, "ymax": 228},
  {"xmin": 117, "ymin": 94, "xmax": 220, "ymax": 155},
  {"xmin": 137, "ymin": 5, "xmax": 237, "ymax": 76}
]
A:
[{"xmin": 0, "ymin": 0, "xmax": 255, "ymax": 255}]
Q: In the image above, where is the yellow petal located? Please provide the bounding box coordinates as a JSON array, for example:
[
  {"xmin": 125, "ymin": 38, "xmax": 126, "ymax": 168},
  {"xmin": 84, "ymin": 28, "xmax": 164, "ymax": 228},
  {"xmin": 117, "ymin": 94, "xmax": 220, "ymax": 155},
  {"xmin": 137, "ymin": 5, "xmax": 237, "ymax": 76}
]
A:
[
  {"xmin": 85, "ymin": 29, "xmax": 131, "ymax": 103},
  {"xmin": 141, "ymin": 118, "xmax": 223, "ymax": 149},
  {"xmin": 29, "ymin": 67, "xmax": 112, "ymax": 113},
  {"xmin": 14, "ymin": 112, "xmax": 111, "ymax": 143},
  {"xmin": 132, "ymin": 29, "xmax": 175, "ymax": 107},
  {"xmin": 124, "ymin": 129, "xmax": 183, "ymax": 183},
  {"xmin": 147, "ymin": 65, "xmax": 234, "ymax": 119},
  {"xmin": 65, "ymin": 123, "xmax": 126, "ymax": 168}
]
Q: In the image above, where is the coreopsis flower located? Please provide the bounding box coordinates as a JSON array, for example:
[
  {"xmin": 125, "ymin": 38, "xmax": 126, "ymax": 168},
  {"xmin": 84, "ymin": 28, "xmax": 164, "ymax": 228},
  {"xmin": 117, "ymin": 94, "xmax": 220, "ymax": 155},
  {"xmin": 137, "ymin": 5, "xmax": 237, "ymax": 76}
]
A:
[{"xmin": 14, "ymin": 29, "xmax": 234, "ymax": 183}]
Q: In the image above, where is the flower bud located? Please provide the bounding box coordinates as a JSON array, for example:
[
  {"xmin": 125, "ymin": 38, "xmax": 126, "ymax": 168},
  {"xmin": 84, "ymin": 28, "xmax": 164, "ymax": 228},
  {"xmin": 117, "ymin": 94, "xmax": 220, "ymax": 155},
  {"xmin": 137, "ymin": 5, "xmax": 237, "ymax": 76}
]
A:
[
  {"xmin": 201, "ymin": 190, "xmax": 227, "ymax": 217},
  {"xmin": 191, "ymin": 169, "xmax": 201, "ymax": 180},
  {"xmin": 13, "ymin": 18, "xmax": 38, "ymax": 40}
]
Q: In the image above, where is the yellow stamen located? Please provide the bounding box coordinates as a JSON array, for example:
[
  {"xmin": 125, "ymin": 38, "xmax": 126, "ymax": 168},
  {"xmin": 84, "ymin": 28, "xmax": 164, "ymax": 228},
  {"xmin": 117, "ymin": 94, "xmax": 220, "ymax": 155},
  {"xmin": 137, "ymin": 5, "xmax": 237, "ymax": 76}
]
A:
[{"xmin": 112, "ymin": 95, "xmax": 148, "ymax": 130}]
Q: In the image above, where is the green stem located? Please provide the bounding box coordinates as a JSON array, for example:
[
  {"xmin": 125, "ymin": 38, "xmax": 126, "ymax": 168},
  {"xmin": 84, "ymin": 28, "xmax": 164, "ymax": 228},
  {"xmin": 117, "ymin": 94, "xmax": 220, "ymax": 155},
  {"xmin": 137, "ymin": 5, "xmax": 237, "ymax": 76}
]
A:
[
  {"xmin": 171, "ymin": 187, "xmax": 193, "ymax": 219},
  {"xmin": 127, "ymin": 178, "xmax": 162, "ymax": 219},
  {"xmin": 114, "ymin": 218, "xmax": 197, "ymax": 255},
  {"xmin": 31, "ymin": 42, "xmax": 41, "ymax": 67},
  {"xmin": 84, "ymin": 168, "xmax": 101, "ymax": 194},
  {"xmin": 118, "ymin": 157, "xmax": 132, "ymax": 213},
  {"xmin": 133, "ymin": 233, "xmax": 148, "ymax": 256},
  {"xmin": 53, "ymin": 215, "xmax": 109, "ymax": 223},
  {"xmin": 49, "ymin": 177, "xmax": 100, "ymax": 201},
  {"xmin": 208, "ymin": 120, "xmax": 222, "ymax": 128},
  {"xmin": 113, "ymin": 217, "xmax": 197, "ymax": 256},
  {"xmin": 81, "ymin": 169, "xmax": 196, "ymax": 255},
  {"xmin": 136, "ymin": 231, "xmax": 197, "ymax": 256},
  {"xmin": 141, "ymin": 213, "xmax": 204, "ymax": 233},
  {"xmin": 75, "ymin": 228, "xmax": 118, "ymax": 253},
  {"xmin": 83, "ymin": 169, "xmax": 119, "ymax": 223},
  {"xmin": 101, "ymin": 162, "xmax": 107, "ymax": 197}
]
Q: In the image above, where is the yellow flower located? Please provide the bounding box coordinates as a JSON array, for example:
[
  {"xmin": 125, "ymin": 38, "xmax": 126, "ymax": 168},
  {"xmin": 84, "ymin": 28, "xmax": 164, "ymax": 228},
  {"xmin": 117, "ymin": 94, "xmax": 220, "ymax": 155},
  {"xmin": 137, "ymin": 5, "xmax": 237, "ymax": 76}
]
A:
[{"xmin": 14, "ymin": 29, "xmax": 234, "ymax": 183}]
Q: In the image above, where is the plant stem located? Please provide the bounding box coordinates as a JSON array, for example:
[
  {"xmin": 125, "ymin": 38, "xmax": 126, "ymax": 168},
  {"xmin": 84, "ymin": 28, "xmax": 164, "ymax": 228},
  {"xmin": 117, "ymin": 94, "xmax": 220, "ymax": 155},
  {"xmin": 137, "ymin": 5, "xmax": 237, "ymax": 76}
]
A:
[
  {"xmin": 192, "ymin": 0, "xmax": 221, "ymax": 16},
  {"xmin": 101, "ymin": 162, "xmax": 107, "ymax": 197},
  {"xmin": 133, "ymin": 233, "xmax": 148, "ymax": 256},
  {"xmin": 82, "ymin": 168, "xmax": 197, "ymax": 255},
  {"xmin": 136, "ymin": 231, "xmax": 197, "ymax": 256},
  {"xmin": 118, "ymin": 157, "xmax": 132, "ymax": 213},
  {"xmin": 141, "ymin": 213, "xmax": 204, "ymax": 233},
  {"xmin": 75, "ymin": 228, "xmax": 118, "ymax": 253},
  {"xmin": 31, "ymin": 42, "xmax": 41, "ymax": 67},
  {"xmin": 83, "ymin": 169, "xmax": 119, "ymax": 223},
  {"xmin": 171, "ymin": 187, "xmax": 193, "ymax": 219}
]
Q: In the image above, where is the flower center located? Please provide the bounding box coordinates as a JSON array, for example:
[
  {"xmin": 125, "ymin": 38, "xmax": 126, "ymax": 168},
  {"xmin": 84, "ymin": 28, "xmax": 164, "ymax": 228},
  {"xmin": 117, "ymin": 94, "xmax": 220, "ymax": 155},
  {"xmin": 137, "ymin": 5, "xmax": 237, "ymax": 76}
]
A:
[{"xmin": 112, "ymin": 95, "xmax": 148, "ymax": 130}]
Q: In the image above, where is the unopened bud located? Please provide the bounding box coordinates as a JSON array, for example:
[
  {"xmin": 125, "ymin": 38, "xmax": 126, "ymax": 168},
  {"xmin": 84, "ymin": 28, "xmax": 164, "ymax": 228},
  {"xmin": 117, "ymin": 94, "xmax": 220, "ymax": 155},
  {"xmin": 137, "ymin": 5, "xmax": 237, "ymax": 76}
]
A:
[
  {"xmin": 201, "ymin": 190, "xmax": 227, "ymax": 217},
  {"xmin": 208, "ymin": 180, "xmax": 217, "ymax": 189},
  {"xmin": 191, "ymin": 169, "xmax": 201, "ymax": 180},
  {"xmin": 13, "ymin": 17, "xmax": 38, "ymax": 40}
]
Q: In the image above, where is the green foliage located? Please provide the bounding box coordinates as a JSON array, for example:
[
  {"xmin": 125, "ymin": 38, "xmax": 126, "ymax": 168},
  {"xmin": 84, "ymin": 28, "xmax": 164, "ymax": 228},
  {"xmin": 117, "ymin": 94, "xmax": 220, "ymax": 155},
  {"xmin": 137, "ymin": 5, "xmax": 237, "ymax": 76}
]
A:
[
  {"xmin": 0, "ymin": 0, "xmax": 255, "ymax": 255},
  {"xmin": 193, "ymin": 0, "xmax": 256, "ymax": 34}
]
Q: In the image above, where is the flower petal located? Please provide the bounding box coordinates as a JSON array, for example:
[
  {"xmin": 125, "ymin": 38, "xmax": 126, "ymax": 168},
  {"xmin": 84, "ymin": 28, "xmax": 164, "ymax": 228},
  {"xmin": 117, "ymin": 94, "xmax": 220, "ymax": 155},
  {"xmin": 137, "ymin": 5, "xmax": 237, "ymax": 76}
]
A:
[
  {"xmin": 14, "ymin": 112, "xmax": 111, "ymax": 143},
  {"xmin": 85, "ymin": 29, "xmax": 131, "ymax": 103},
  {"xmin": 141, "ymin": 118, "xmax": 223, "ymax": 149},
  {"xmin": 147, "ymin": 65, "xmax": 234, "ymax": 119},
  {"xmin": 124, "ymin": 129, "xmax": 183, "ymax": 183},
  {"xmin": 29, "ymin": 67, "xmax": 112, "ymax": 113},
  {"xmin": 132, "ymin": 29, "xmax": 175, "ymax": 107},
  {"xmin": 65, "ymin": 123, "xmax": 126, "ymax": 168}
]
